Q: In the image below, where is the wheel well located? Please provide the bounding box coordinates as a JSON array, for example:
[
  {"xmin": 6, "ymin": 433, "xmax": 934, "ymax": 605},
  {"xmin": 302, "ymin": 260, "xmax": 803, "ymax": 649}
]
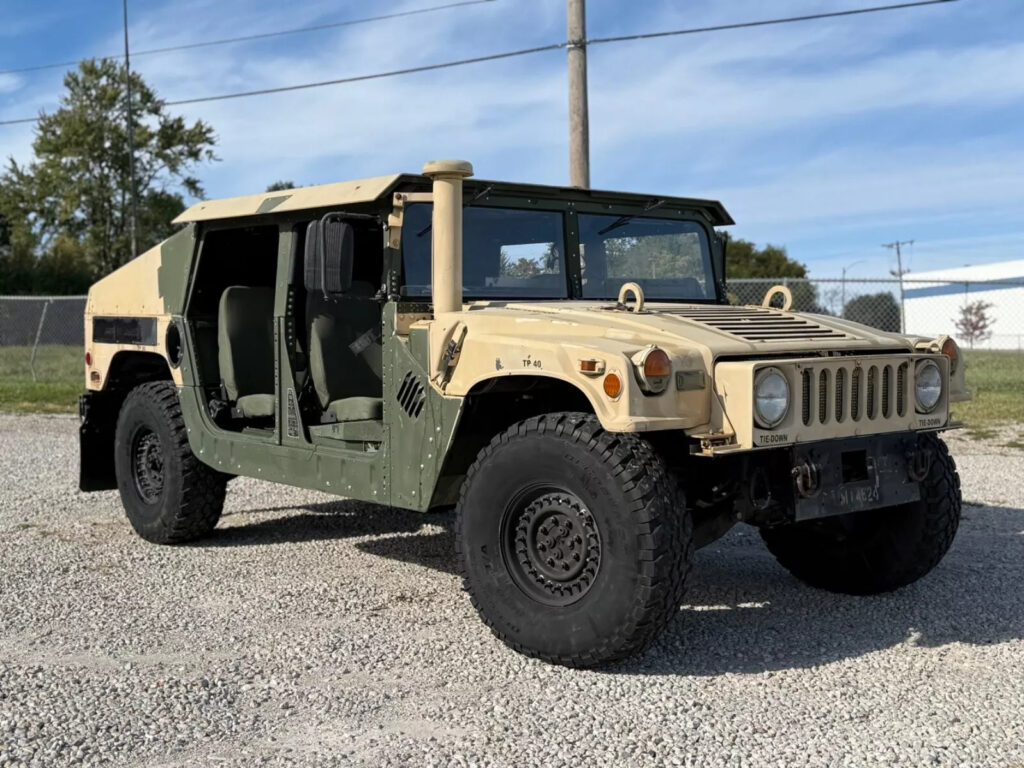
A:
[
  {"xmin": 104, "ymin": 351, "xmax": 173, "ymax": 393},
  {"xmin": 430, "ymin": 376, "xmax": 594, "ymax": 508},
  {"xmin": 79, "ymin": 352, "xmax": 173, "ymax": 493}
]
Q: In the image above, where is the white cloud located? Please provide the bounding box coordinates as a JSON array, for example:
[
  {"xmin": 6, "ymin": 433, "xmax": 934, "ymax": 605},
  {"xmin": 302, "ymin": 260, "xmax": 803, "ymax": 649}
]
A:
[{"xmin": 1, "ymin": 0, "xmax": 1021, "ymax": 276}]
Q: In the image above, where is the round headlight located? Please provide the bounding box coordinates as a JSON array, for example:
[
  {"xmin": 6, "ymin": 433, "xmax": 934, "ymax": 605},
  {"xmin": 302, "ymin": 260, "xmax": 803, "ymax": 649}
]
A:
[
  {"xmin": 915, "ymin": 360, "xmax": 942, "ymax": 413},
  {"xmin": 754, "ymin": 368, "xmax": 790, "ymax": 428}
]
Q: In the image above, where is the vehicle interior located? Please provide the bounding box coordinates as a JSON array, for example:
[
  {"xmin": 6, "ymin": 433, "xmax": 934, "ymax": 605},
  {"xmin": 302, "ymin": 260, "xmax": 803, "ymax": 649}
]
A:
[
  {"xmin": 185, "ymin": 224, "xmax": 280, "ymax": 433},
  {"xmin": 184, "ymin": 214, "xmax": 385, "ymax": 444},
  {"xmin": 296, "ymin": 215, "xmax": 385, "ymax": 445}
]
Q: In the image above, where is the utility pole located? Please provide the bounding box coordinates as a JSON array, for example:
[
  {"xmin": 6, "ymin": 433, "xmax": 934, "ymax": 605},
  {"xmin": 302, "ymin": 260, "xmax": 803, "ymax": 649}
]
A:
[
  {"xmin": 840, "ymin": 259, "xmax": 865, "ymax": 314},
  {"xmin": 883, "ymin": 239, "xmax": 913, "ymax": 333},
  {"xmin": 567, "ymin": 0, "xmax": 590, "ymax": 188},
  {"xmin": 123, "ymin": 0, "xmax": 138, "ymax": 259}
]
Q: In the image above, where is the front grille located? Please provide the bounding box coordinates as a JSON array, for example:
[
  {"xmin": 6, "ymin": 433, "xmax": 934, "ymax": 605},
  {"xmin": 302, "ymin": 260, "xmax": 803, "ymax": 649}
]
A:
[
  {"xmin": 799, "ymin": 360, "xmax": 910, "ymax": 427},
  {"xmin": 670, "ymin": 306, "xmax": 851, "ymax": 342}
]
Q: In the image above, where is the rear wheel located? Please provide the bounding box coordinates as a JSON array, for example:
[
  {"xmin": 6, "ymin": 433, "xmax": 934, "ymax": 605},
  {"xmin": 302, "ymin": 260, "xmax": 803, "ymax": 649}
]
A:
[
  {"xmin": 760, "ymin": 433, "xmax": 961, "ymax": 595},
  {"xmin": 455, "ymin": 412, "xmax": 692, "ymax": 667},
  {"xmin": 114, "ymin": 381, "xmax": 227, "ymax": 544}
]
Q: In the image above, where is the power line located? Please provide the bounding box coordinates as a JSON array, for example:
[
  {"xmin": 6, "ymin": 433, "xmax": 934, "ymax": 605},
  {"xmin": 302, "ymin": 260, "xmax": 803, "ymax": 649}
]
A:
[
  {"xmin": 0, "ymin": 0, "xmax": 961, "ymax": 127},
  {"xmin": 0, "ymin": 0, "xmax": 497, "ymax": 76},
  {"xmin": 587, "ymin": 0, "xmax": 959, "ymax": 46},
  {"xmin": 162, "ymin": 43, "xmax": 565, "ymax": 106}
]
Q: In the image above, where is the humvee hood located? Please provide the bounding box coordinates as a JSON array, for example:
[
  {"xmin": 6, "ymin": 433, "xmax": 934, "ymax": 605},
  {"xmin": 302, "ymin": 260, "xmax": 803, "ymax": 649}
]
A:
[{"xmin": 463, "ymin": 301, "xmax": 913, "ymax": 358}]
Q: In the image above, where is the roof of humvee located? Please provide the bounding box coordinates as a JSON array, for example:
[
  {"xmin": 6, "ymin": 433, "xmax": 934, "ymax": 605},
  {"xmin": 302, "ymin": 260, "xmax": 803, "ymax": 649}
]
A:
[{"xmin": 173, "ymin": 173, "xmax": 734, "ymax": 226}]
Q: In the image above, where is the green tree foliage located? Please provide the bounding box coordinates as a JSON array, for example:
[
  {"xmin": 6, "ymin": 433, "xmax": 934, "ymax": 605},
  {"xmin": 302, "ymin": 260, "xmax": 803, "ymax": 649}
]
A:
[
  {"xmin": 0, "ymin": 195, "xmax": 40, "ymax": 294},
  {"xmin": 724, "ymin": 237, "xmax": 827, "ymax": 313},
  {"xmin": 603, "ymin": 233, "xmax": 704, "ymax": 280},
  {"xmin": 265, "ymin": 181, "xmax": 297, "ymax": 192},
  {"xmin": 499, "ymin": 244, "xmax": 559, "ymax": 279},
  {"xmin": 843, "ymin": 291, "xmax": 901, "ymax": 332},
  {"xmin": 0, "ymin": 59, "xmax": 216, "ymax": 292},
  {"xmin": 725, "ymin": 238, "xmax": 807, "ymax": 279}
]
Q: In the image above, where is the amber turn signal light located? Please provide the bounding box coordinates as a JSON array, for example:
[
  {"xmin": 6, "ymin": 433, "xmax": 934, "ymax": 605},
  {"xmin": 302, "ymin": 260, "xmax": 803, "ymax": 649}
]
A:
[
  {"xmin": 940, "ymin": 336, "xmax": 959, "ymax": 374},
  {"xmin": 603, "ymin": 373, "xmax": 622, "ymax": 399},
  {"xmin": 634, "ymin": 346, "xmax": 672, "ymax": 394}
]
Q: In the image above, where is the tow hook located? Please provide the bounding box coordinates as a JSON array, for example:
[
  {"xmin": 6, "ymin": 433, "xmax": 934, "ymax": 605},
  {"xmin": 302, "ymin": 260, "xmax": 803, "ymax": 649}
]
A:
[
  {"xmin": 792, "ymin": 461, "xmax": 821, "ymax": 498},
  {"xmin": 907, "ymin": 448, "xmax": 933, "ymax": 482},
  {"xmin": 748, "ymin": 467, "xmax": 773, "ymax": 511}
]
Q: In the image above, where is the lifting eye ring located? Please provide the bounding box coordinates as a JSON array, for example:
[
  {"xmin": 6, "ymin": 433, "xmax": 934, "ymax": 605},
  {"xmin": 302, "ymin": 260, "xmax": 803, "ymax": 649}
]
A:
[
  {"xmin": 761, "ymin": 284, "xmax": 794, "ymax": 311},
  {"xmin": 617, "ymin": 282, "xmax": 645, "ymax": 313}
]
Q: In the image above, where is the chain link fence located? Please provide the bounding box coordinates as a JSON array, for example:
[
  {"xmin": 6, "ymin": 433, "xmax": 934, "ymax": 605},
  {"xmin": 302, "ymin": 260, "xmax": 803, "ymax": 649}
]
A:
[
  {"xmin": 0, "ymin": 296, "xmax": 86, "ymax": 384},
  {"xmin": 1, "ymin": 278, "xmax": 1021, "ymax": 386},
  {"xmin": 730, "ymin": 278, "xmax": 1024, "ymax": 351}
]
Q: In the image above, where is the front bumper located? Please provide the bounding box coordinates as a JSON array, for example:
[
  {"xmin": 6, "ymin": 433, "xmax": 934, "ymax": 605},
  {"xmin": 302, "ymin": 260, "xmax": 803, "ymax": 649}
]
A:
[
  {"xmin": 788, "ymin": 433, "xmax": 924, "ymax": 521},
  {"xmin": 737, "ymin": 432, "xmax": 929, "ymax": 524}
]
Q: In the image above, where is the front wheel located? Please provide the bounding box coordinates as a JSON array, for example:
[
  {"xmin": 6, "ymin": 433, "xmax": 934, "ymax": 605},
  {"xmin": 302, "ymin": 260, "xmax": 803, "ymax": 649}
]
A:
[
  {"xmin": 114, "ymin": 381, "xmax": 227, "ymax": 544},
  {"xmin": 760, "ymin": 433, "xmax": 961, "ymax": 595},
  {"xmin": 455, "ymin": 413, "xmax": 692, "ymax": 667}
]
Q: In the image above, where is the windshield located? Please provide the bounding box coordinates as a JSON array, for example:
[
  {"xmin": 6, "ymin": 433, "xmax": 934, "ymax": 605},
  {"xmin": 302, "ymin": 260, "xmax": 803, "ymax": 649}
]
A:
[
  {"xmin": 401, "ymin": 204, "xmax": 566, "ymax": 299},
  {"xmin": 578, "ymin": 215, "xmax": 714, "ymax": 301}
]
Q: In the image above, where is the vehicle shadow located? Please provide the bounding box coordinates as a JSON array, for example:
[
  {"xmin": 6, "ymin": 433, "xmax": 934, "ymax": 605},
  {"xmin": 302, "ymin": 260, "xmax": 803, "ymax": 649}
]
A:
[
  {"xmin": 198, "ymin": 497, "xmax": 1024, "ymax": 677},
  {"xmin": 200, "ymin": 499, "xmax": 440, "ymax": 548},
  {"xmin": 616, "ymin": 503, "xmax": 1024, "ymax": 676}
]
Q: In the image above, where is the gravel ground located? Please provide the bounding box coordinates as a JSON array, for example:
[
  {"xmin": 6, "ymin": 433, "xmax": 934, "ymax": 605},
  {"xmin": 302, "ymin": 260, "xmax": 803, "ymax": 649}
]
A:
[{"xmin": 1, "ymin": 414, "xmax": 1022, "ymax": 768}]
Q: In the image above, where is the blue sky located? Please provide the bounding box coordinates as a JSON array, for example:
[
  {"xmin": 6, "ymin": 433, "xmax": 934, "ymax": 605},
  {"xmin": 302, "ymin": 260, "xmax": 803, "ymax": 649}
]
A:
[{"xmin": 1, "ymin": 0, "xmax": 1022, "ymax": 278}]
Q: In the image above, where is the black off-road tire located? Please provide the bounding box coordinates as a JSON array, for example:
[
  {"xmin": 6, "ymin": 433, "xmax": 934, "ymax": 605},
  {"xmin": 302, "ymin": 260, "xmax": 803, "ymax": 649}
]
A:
[
  {"xmin": 760, "ymin": 433, "xmax": 961, "ymax": 595},
  {"xmin": 455, "ymin": 412, "xmax": 692, "ymax": 667},
  {"xmin": 114, "ymin": 381, "xmax": 227, "ymax": 544}
]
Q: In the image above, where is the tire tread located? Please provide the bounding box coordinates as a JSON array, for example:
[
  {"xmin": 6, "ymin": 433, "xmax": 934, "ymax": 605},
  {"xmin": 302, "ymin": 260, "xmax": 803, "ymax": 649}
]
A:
[
  {"xmin": 455, "ymin": 412, "xmax": 692, "ymax": 667},
  {"xmin": 118, "ymin": 381, "xmax": 226, "ymax": 544}
]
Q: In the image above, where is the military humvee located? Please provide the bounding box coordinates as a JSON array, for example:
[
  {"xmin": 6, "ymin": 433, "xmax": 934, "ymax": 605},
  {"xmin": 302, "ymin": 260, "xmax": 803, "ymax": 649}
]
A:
[{"xmin": 79, "ymin": 159, "xmax": 965, "ymax": 667}]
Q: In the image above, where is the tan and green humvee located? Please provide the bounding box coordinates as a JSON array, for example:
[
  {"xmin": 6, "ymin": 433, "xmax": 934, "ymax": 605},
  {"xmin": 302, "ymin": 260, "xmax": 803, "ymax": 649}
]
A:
[{"xmin": 79, "ymin": 160, "xmax": 965, "ymax": 667}]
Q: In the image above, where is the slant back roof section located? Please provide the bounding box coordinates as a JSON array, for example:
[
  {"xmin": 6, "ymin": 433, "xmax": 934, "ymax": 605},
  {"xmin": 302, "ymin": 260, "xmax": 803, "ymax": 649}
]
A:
[
  {"xmin": 173, "ymin": 174, "xmax": 405, "ymax": 223},
  {"xmin": 173, "ymin": 173, "xmax": 734, "ymax": 226}
]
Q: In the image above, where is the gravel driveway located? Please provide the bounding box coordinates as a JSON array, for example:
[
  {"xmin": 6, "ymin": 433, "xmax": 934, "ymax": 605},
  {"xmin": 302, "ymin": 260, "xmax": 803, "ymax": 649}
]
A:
[{"xmin": 1, "ymin": 414, "xmax": 1022, "ymax": 767}]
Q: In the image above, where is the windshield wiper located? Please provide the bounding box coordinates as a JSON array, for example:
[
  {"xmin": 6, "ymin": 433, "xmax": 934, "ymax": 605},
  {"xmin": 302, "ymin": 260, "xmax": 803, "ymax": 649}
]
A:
[
  {"xmin": 416, "ymin": 184, "xmax": 494, "ymax": 238},
  {"xmin": 597, "ymin": 199, "xmax": 667, "ymax": 236}
]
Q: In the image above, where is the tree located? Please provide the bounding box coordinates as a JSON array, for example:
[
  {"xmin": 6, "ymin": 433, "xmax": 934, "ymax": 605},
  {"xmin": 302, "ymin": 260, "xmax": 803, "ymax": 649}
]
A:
[
  {"xmin": 265, "ymin": 181, "xmax": 297, "ymax": 192},
  {"xmin": 725, "ymin": 238, "xmax": 808, "ymax": 279},
  {"xmin": 499, "ymin": 243, "xmax": 558, "ymax": 279},
  {"xmin": 1, "ymin": 58, "xmax": 216, "ymax": 284},
  {"xmin": 843, "ymin": 291, "xmax": 901, "ymax": 332},
  {"xmin": 0, "ymin": 192, "xmax": 41, "ymax": 294},
  {"xmin": 954, "ymin": 299, "xmax": 995, "ymax": 349},
  {"xmin": 723, "ymin": 237, "xmax": 827, "ymax": 313}
]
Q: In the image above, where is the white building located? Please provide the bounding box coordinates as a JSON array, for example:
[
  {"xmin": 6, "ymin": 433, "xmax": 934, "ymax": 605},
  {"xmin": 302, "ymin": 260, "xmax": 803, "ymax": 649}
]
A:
[{"xmin": 903, "ymin": 259, "xmax": 1024, "ymax": 351}]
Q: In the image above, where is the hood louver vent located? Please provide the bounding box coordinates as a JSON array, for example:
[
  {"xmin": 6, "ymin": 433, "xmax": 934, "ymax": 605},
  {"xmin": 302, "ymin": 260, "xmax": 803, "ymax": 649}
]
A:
[{"xmin": 667, "ymin": 306, "xmax": 850, "ymax": 342}]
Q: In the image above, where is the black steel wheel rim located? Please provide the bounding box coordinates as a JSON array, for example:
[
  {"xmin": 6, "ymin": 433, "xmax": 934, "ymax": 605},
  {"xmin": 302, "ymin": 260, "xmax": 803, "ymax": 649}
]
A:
[
  {"xmin": 501, "ymin": 487, "xmax": 602, "ymax": 606},
  {"xmin": 131, "ymin": 426, "xmax": 165, "ymax": 504}
]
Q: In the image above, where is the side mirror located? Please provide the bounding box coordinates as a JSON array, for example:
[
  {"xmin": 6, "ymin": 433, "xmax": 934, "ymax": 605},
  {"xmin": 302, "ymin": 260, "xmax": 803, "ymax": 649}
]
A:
[{"xmin": 304, "ymin": 214, "xmax": 354, "ymax": 297}]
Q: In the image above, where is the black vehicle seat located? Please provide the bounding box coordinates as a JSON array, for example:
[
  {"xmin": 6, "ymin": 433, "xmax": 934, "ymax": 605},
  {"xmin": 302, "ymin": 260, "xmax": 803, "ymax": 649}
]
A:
[
  {"xmin": 307, "ymin": 281, "xmax": 383, "ymax": 423},
  {"xmin": 217, "ymin": 286, "xmax": 276, "ymax": 418}
]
